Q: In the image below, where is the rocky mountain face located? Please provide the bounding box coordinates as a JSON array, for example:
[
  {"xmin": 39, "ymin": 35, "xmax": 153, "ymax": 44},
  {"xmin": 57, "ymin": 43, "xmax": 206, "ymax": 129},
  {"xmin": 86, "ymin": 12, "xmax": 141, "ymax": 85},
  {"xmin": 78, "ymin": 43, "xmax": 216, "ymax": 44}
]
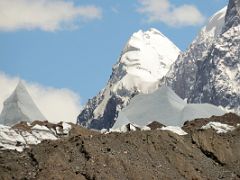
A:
[
  {"xmin": 222, "ymin": 0, "xmax": 240, "ymax": 32},
  {"xmin": 163, "ymin": 6, "xmax": 227, "ymax": 99},
  {"xmin": 78, "ymin": 28, "xmax": 180, "ymax": 130},
  {"xmin": 0, "ymin": 81, "xmax": 46, "ymax": 126},
  {"xmin": 164, "ymin": 0, "xmax": 240, "ymax": 114},
  {"xmin": 188, "ymin": 0, "xmax": 240, "ymax": 113},
  {"xmin": 1, "ymin": 113, "xmax": 240, "ymax": 179}
]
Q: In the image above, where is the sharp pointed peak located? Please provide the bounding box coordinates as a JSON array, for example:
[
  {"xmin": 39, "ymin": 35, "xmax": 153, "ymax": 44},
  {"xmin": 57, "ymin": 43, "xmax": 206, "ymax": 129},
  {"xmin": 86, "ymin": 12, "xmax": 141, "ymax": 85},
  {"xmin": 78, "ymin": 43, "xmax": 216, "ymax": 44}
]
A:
[
  {"xmin": 16, "ymin": 80, "xmax": 24, "ymax": 87},
  {"xmin": 133, "ymin": 27, "xmax": 165, "ymax": 37},
  {"xmin": 0, "ymin": 80, "xmax": 46, "ymax": 125},
  {"xmin": 15, "ymin": 80, "xmax": 28, "ymax": 92}
]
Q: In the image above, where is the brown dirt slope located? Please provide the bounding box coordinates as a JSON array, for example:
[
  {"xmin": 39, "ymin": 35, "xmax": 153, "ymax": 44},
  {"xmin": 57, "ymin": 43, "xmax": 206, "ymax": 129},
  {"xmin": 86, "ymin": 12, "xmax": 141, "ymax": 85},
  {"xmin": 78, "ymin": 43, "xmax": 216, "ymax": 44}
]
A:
[{"xmin": 0, "ymin": 113, "xmax": 240, "ymax": 180}]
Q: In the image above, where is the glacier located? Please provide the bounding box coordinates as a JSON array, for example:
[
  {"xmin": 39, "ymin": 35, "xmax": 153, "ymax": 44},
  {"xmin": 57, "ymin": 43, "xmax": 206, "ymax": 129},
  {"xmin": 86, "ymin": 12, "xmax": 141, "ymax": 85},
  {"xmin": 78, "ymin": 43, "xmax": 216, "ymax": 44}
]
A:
[
  {"xmin": 112, "ymin": 86, "xmax": 225, "ymax": 129},
  {"xmin": 0, "ymin": 121, "xmax": 72, "ymax": 152},
  {"xmin": 0, "ymin": 81, "xmax": 46, "ymax": 126}
]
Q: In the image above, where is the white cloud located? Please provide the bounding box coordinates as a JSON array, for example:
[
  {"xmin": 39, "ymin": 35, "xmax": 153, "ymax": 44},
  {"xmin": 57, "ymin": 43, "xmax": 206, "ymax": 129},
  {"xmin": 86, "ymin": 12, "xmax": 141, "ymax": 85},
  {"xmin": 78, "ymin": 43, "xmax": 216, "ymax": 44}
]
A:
[
  {"xmin": 0, "ymin": 0, "xmax": 102, "ymax": 32},
  {"xmin": 0, "ymin": 72, "xmax": 82, "ymax": 123},
  {"xmin": 138, "ymin": 0, "xmax": 206, "ymax": 27}
]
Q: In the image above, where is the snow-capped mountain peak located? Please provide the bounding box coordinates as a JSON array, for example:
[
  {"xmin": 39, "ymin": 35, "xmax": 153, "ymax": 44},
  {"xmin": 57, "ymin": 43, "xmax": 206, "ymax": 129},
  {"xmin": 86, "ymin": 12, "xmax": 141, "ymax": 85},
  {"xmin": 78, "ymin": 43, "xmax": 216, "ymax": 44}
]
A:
[
  {"xmin": 0, "ymin": 81, "xmax": 46, "ymax": 126},
  {"xmin": 188, "ymin": 0, "xmax": 240, "ymax": 113},
  {"xmin": 164, "ymin": 0, "xmax": 240, "ymax": 114},
  {"xmin": 112, "ymin": 28, "xmax": 180, "ymax": 86},
  {"xmin": 196, "ymin": 6, "xmax": 227, "ymax": 43},
  {"xmin": 78, "ymin": 28, "xmax": 180, "ymax": 130},
  {"xmin": 163, "ymin": 7, "xmax": 227, "ymax": 100}
]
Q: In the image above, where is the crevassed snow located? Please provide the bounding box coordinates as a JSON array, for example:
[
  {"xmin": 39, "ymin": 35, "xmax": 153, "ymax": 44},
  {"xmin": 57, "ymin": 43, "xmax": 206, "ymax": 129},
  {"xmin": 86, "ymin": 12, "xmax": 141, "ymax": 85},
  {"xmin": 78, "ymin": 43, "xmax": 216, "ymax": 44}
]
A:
[
  {"xmin": 0, "ymin": 122, "xmax": 72, "ymax": 152},
  {"xmin": 113, "ymin": 86, "xmax": 226, "ymax": 129},
  {"xmin": 32, "ymin": 124, "xmax": 51, "ymax": 131},
  {"xmin": 0, "ymin": 81, "xmax": 46, "ymax": 126},
  {"xmin": 20, "ymin": 131, "xmax": 40, "ymax": 145},
  {"xmin": 31, "ymin": 125, "xmax": 57, "ymax": 140},
  {"xmin": 160, "ymin": 126, "xmax": 188, "ymax": 136},
  {"xmin": 0, "ymin": 142, "xmax": 25, "ymax": 152},
  {"xmin": 62, "ymin": 122, "xmax": 72, "ymax": 134},
  {"xmin": 0, "ymin": 124, "xmax": 26, "ymax": 151},
  {"xmin": 201, "ymin": 122, "xmax": 235, "ymax": 134}
]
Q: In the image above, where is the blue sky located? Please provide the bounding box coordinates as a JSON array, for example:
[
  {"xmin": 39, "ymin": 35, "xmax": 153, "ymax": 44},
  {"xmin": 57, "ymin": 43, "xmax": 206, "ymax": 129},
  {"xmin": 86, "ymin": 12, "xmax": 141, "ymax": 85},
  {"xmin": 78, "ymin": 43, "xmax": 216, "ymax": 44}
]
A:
[{"xmin": 0, "ymin": 0, "xmax": 228, "ymax": 104}]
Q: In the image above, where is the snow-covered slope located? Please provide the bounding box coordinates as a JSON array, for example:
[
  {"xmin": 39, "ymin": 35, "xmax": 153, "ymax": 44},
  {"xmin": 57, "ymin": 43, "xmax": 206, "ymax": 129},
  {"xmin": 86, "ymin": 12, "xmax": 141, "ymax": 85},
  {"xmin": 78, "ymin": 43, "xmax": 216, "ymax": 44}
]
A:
[
  {"xmin": 78, "ymin": 28, "xmax": 180, "ymax": 130},
  {"xmin": 0, "ymin": 81, "xmax": 46, "ymax": 126},
  {"xmin": 201, "ymin": 122, "xmax": 236, "ymax": 134},
  {"xmin": 163, "ymin": 7, "xmax": 227, "ymax": 99},
  {"xmin": 112, "ymin": 86, "xmax": 225, "ymax": 129},
  {"xmin": 0, "ymin": 122, "xmax": 72, "ymax": 152}
]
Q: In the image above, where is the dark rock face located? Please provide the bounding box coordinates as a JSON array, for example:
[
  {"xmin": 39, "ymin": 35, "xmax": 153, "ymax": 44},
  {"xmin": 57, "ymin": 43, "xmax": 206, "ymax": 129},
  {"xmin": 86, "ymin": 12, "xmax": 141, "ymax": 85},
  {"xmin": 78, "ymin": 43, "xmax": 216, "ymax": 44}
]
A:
[
  {"xmin": 188, "ymin": 1, "xmax": 240, "ymax": 112},
  {"xmin": 1, "ymin": 113, "xmax": 240, "ymax": 179},
  {"xmin": 164, "ymin": 0, "xmax": 240, "ymax": 114},
  {"xmin": 189, "ymin": 32, "xmax": 240, "ymax": 109},
  {"xmin": 163, "ymin": 6, "xmax": 226, "ymax": 100},
  {"xmin": 87, "ymin": 96, "xmax": 123, "ymax": 130},
  {"xmin": 77, "ymin": 94, "xmax": 102, "ymax": 128},
  {"xmin": 222, "ymin": 0, "xmax": 240, "ymax": 32},
  {"xmin": 77, "ymin": 87, "xmax": 139, "ymax": 130},
  {"xmin": 163, "ymin": 38, "xmax": 212, "ymax": 100}
]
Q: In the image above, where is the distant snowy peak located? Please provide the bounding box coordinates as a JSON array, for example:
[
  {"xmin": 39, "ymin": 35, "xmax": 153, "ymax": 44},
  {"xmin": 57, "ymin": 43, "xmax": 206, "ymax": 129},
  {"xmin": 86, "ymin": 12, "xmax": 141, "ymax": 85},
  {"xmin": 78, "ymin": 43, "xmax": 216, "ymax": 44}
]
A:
[
  {"xmin": 110, "ymin": 28, "xmax": 180, "ymax": 97},
  {"xmin": 78, "ymin": 28, "xmax": 180, "ymax": 130},
  {"xmin": 112, "ymin": 28, "xmax": 180, "ymax": 86},
  {"xmin": 196, "ymin": 6, "xmax": 227, "ymax": 43},
  {"xmin": 164, "ymin": 0, "xmax": 240, "ymax": 114},
  {"xmin": 163, "ymin": 7, "xmax": 227, "ymax": 99},
  {"xmin": 0, "ymin": 81, "xmax": 46, "ymax": 126},
  {"xmin": 188, "ymin": 0, "xmax": 240, "ymax": 113}
]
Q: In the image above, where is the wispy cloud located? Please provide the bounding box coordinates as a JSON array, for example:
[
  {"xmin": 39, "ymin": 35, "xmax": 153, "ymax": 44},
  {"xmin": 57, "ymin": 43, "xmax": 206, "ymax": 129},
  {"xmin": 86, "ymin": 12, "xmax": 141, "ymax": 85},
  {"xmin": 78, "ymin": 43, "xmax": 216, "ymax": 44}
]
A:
[
  {"xmin": 111, "ymin": 7, "xmax": 119, "ymax": 14},
  {"xmin": 0, "ymin": 72, "xmax": 81, "ymax": 123},
  {"xmin": 0, "ymin": 0, "xmax": 102, "ymax": 32},
  {"xmin": 137, "ymin": 0, "xmax": 205, "ymax": 27}
]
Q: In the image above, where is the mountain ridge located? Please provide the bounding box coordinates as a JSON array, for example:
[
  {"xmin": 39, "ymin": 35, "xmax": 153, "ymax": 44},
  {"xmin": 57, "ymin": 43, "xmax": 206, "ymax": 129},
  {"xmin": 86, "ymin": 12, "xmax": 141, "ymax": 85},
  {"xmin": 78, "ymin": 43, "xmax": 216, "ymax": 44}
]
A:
[{"xmin": 77, "ymin": 28, "xmax": 180, "ymax": 130}]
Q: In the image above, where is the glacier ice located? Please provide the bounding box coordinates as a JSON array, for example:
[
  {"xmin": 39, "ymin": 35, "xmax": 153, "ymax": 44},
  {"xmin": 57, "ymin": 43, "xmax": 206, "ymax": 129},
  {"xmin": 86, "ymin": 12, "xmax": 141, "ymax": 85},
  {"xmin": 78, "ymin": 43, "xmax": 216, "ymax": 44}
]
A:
[
  {"xmin": 112, "ymin": 86, "xmax": 226, "ymax": 129},
  {"xmin": 0, "ymin": 81, "xmax": 46, "ymax": 126}
]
